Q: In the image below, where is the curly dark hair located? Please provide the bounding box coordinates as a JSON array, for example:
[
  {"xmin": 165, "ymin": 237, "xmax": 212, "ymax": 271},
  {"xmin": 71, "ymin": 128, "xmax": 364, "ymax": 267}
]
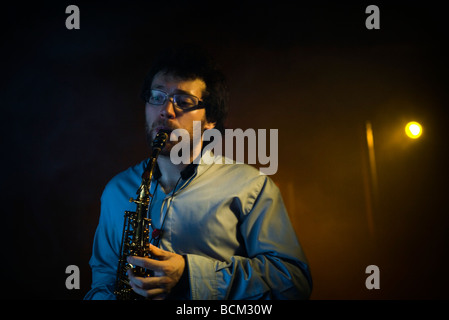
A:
[{"xmin": 141, "ymin": 44, "xmax": 229, "ymax": 133}]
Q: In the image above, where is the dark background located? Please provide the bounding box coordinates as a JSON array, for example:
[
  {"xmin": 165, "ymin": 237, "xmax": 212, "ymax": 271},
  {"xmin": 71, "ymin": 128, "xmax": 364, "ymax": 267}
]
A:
[{"xmin": 1, "ymin": 1, "xmax": 448, "ymax": 300}]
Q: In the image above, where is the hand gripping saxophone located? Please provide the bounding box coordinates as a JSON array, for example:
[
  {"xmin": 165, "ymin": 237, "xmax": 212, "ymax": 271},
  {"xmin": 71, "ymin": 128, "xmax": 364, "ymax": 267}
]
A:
[{"xmin": 114, "ymin": 130, "xmax": 169, "ymax": 300}]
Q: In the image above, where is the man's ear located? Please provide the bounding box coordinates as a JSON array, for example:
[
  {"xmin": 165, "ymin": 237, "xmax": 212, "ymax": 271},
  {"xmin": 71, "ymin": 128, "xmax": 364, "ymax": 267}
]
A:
[{"xmin": 204, "ymin": 121, "xmax": 216, "ymax": 130}]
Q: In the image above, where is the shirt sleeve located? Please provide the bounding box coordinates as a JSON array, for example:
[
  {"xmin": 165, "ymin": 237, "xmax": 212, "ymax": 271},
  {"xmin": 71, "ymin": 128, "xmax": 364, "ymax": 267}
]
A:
[
  {"xmin": 84, "ymin": 186, "xmax": 122, "ymax": 300},
  {"xmin": 185, "ymin": 176, "xmax": 312, "ymax": 300}
]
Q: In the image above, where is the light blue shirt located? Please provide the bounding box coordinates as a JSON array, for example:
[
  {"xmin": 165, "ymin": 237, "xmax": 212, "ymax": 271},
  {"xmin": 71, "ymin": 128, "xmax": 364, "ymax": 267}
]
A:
[{"xmin": 84, "ymin": 153, "xmax": 312, "ymax": 300}]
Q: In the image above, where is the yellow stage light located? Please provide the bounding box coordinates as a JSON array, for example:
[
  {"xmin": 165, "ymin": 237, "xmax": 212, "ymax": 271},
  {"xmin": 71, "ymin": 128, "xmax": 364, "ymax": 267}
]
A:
[{"xmin": 405, "ymin": 121, "xmax": 422, "ymax": 139}]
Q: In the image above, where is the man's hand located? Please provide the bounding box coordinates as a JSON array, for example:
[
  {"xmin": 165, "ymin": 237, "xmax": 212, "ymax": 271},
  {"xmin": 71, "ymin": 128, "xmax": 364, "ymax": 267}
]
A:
[{"xmin": 127, "ymin": 244, "xmax": 186, "ymax": 300}]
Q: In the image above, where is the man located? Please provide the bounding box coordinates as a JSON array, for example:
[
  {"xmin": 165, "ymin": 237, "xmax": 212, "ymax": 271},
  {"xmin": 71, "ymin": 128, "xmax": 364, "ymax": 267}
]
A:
[{"xmin": 84, "ymin": 45, "xmax": 312, "ymax": 300}]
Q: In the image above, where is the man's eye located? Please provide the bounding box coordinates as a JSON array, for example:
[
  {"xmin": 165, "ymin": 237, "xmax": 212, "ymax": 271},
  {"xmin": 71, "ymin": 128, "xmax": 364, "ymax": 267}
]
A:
[
  {"xmin": 177, "ymin": 96, "xmax": 196, "ymax": 108},
  {"xmin": 149, "ymin": 94, "xmax": 165, "ymax": 104}
]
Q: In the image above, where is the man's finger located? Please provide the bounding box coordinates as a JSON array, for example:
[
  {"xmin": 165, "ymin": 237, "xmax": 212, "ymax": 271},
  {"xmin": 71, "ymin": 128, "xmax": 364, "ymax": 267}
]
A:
[
  {"xmin": 128, "ymin": 270, "xmax": 163, "ymax": 289},
  {"xmin": 130, "ymin": 281, "xmax": 166, "ymax": 299},
  {"xmin": 127, "ymin": 269, "xmax": 143, "ymax": 287},
  {"xmin": 127, "ymin": 255, "xmax": 165, "ymax": 271},
  {"xmin": 149, "ymin": 244, "xmax": 167, "ymax": 259}
]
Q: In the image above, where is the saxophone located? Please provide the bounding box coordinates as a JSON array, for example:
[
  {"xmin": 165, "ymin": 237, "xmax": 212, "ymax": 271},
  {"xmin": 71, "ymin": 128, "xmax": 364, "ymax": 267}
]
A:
[{"xmin": 114, "ymin": 130, "xmax": 169, "ymax": 300}]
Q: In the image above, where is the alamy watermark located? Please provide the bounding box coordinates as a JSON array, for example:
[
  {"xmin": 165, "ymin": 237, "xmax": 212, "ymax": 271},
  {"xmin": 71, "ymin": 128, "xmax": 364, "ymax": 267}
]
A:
[
  {"xmin": 65, "ymin": 265, "xmax": 80, "ymax": 290},
  {"xmin": 365, "ymin": 265, "xmax": 380, "ymax": 290},
  {"xmin": 169, "ymin": 121, "xmax": 278, "ymax": 175},
  {"xmin": 365, "ymin": 5, "xmax": 380, "ymax": 30},
  {"xmin": 65, "ymin": 5, "xmax": 80, "ymax": 29},
  {"xmin": 66, "ymin": 5, "xmax": 380, "ymax": 31}
]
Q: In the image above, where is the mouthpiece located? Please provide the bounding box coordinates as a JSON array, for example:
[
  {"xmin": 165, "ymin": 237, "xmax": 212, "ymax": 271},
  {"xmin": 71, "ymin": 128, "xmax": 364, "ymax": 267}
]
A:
[{"xmin": 152, "ymin": 130, "xmax": 169, "ymax": 153}]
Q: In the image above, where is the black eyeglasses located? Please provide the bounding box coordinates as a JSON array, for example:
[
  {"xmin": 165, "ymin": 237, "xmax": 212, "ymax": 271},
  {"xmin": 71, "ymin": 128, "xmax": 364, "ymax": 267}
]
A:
[{"xmin": 146, "ymin": 89, "xmax": 204, "ymax": 111}]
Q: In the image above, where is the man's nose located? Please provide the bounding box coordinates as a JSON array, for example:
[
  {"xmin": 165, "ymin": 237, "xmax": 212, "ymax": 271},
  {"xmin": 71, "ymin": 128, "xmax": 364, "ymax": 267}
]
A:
[{"xmin": 159, "ymin": 98, "xmax": 176, "ymax": 119}]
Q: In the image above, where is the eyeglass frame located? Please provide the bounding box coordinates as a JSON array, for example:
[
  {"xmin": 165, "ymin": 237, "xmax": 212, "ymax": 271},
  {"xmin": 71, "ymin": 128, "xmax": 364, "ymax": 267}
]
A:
[{"xmin": 145, "ymin": 89, "xmax": 205, "ymax": 111}]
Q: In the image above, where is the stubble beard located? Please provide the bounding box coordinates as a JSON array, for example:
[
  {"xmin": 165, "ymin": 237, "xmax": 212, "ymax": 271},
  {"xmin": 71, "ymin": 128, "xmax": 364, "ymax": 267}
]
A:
[{"xmin": 145, "ymin": 123, "xmax": 174, "ymax": 157}]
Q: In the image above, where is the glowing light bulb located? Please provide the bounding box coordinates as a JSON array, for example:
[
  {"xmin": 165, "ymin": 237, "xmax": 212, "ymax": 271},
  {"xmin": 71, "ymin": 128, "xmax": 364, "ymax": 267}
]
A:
[{"xmin": 405, "ymin": 121, "xmax": 422, "ymax": 139}]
